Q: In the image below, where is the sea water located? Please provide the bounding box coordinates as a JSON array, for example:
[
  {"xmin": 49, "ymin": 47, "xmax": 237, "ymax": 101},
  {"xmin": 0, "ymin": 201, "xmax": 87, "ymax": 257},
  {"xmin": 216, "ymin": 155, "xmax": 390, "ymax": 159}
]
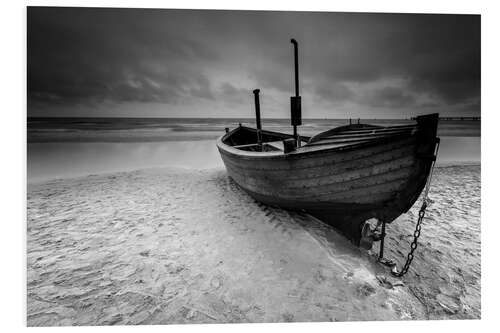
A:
[{"xmin": 27, "ymin": 118, "xmax": 480, "ymax": 182}]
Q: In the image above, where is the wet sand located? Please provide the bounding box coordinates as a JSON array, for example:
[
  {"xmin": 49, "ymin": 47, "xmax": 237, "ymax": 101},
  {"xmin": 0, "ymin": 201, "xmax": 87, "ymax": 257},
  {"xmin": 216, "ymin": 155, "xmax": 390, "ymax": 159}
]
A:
[{"xmin": 27, "ymin": 164, "xmax": 480, "ymax": 326}]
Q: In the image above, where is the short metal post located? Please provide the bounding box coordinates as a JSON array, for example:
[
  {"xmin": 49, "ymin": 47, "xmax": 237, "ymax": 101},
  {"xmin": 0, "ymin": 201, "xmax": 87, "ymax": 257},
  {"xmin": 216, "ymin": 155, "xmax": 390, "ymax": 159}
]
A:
[
  {"xmin": 378, "ymin": 221, "xmax": 386, "ymax": 260},
  {"xmin": 253, "ymin": 89, "xmax": 262, "ymax": 146}
]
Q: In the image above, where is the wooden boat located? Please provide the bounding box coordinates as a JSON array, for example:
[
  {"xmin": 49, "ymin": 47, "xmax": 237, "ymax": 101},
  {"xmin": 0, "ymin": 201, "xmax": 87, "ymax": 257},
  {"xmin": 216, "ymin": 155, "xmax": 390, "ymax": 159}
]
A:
[
  {"xmin": 216, "ymin": 40, "xmax": 440, "ymax": 248},
  {"xmin": 217, "ymin": 114, "xmax": 439, "ymax": 246}
]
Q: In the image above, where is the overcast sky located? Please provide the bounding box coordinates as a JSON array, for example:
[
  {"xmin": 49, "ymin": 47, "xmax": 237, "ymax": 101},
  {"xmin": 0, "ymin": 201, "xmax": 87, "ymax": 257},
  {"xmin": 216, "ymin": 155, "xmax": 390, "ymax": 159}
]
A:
[{"xmin": 27, "ymin": 7, "xmax": 480, "ymax": 118}]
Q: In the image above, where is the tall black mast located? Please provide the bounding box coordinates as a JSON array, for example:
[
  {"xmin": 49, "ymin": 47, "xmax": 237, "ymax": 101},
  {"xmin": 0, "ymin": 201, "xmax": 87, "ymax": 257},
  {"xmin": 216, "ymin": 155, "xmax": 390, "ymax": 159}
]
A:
[
  {"xmin": 290, "ymin": 39, "xmax": 302, "ymax": 147},
  {"xmin": 291, "ymin": 39, "xmax": 299, "ymax": 97}
]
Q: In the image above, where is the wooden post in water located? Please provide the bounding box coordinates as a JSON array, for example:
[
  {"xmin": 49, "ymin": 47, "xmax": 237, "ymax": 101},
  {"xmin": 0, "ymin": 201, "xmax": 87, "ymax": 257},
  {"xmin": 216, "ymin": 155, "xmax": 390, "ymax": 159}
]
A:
[{"xmin": 253, "ymin": 89, "xmax": 262, "ymax": 146}]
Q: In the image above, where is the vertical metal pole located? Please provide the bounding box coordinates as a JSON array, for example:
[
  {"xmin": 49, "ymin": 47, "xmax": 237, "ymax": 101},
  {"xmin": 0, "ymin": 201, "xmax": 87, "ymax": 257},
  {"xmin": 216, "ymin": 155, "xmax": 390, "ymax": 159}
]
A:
[
  {"xmin": 253, "ymin": 89, "xmax": 262, "ymax": 146},
  {"xmin": 378, "ymin": 221, "xmax": 386, "ymax": 260},
  {"xmin": 292, "ymin": 40, "xmax": 299, "ymax": 97},
  {"xmin": 291, "ymin": 39, "xmax": 300, "ymax": 147}
]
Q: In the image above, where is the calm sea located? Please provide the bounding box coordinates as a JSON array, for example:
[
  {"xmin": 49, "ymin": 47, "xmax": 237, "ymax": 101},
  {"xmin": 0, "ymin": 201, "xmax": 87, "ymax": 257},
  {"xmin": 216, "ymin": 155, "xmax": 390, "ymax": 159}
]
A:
[{"xmin": 27, "ymin": 117, "xmax": 480, "ymax": 182}]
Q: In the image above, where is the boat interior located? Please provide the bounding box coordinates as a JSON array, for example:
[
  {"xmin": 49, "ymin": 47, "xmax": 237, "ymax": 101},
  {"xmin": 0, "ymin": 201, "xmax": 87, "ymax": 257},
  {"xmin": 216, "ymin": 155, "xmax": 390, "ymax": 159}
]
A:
[
  {"xmin": 222, "ymin": 127, "xmax": 308, "ymax": 152},
  {"xmin": 223, "ymin": 123, "xmax": 418, "ymax": 153}
]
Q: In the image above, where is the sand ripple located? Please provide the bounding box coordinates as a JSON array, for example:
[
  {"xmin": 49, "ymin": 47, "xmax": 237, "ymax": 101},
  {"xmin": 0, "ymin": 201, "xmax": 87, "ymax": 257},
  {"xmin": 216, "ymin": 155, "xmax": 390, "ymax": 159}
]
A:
[{"xmin": 27, "ymin": 165, "xmax": 479, "ymax": 325}]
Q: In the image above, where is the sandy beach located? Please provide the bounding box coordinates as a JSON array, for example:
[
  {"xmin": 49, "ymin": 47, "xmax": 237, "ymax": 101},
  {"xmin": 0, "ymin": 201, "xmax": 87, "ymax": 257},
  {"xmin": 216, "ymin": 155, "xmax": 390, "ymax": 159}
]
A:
[
  {"xmin": 27, "ymin": 163, "xmax": 480, "ymax": 325},
  {"xmin": 25, "ymin": 7, "xmax": 482, "ymax": 328}
]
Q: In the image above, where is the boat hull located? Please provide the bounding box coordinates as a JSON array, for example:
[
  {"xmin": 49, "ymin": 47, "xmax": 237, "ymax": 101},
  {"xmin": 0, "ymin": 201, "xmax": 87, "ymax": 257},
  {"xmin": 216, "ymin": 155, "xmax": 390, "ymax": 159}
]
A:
[{"xmin": 216, "ymin": 114, "xmax": 439, "ymax": 245}]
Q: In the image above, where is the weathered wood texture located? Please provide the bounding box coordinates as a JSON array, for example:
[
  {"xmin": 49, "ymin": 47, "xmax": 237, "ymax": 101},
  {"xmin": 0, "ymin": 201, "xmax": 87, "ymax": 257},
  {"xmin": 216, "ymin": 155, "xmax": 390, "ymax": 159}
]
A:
[{"xmin": 216, "ymin": 114, "xmax": 439, "ymax": 244}]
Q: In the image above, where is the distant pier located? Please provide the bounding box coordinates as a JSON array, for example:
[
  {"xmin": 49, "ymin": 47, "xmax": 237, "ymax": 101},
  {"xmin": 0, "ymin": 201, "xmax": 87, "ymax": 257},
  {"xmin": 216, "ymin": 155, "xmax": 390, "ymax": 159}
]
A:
[{"xmin": 411, "ymin": 116, "xmax": 480, "ymax": 121}]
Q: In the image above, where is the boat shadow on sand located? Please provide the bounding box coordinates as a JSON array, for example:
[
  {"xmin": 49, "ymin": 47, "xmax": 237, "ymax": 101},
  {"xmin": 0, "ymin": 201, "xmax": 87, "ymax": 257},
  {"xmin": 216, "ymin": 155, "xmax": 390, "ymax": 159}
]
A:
[
  {"xmin": 213, "ymin": 164, "xmax": 480, "ymax": 320},
  {"xmin": 216, "ymin": 171, "xmax": 402, "ymax": 278}
]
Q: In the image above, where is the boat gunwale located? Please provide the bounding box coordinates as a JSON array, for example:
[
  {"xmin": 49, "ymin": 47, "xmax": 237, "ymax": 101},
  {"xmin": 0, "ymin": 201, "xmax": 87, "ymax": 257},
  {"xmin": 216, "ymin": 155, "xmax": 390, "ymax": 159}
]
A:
[
  {"xmin": 216, "ymin": 125, "xmax": 419, "ymax": 161},
  {"xmin": 219, "ymin": 139, "xmax": 417, "ymax": 174}
]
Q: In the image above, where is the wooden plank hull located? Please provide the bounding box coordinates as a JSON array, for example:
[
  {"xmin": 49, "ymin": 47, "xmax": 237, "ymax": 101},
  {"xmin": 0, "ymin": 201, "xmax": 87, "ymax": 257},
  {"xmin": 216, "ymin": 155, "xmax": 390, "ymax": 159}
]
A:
[{"xmin": 216, "ymin": 114, "xmax": 439, "ymax": 245}]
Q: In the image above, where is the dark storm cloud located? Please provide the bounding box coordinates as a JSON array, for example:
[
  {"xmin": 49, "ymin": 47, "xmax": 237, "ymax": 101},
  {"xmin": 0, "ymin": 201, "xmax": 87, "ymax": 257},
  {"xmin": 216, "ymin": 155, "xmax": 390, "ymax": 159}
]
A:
[
  {"xmin": 219, "ymin": 83, "xmax": 249, "ymax": 105},
  {"xmin": 360, "ymin": 86, "xmax": 417, "ymax": 108},
  {"xmin": 301, "ymin": 13, "xmax": 480, "ymax": 108},
  {"xmin": 315, "ymin": 83, "xmax": 354, "ymax": 103},
  {"xmin": 28, "ymin": 7, "xmax": 217, "ymax": 109},
  {"xmin": 27, "ymin": 8, "xmax": 480, "ymax": 117}
]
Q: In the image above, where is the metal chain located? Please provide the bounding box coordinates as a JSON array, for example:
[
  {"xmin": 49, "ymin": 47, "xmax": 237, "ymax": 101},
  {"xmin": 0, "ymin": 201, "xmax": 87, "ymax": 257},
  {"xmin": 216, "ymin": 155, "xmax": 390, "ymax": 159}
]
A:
[
  {"xmin": 392, "ymin": 201, "xmax": 427, "ymax": 277},
  {"xmin": 391, "ymin": 138, "xmax": 440, "ymax": 277}
]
